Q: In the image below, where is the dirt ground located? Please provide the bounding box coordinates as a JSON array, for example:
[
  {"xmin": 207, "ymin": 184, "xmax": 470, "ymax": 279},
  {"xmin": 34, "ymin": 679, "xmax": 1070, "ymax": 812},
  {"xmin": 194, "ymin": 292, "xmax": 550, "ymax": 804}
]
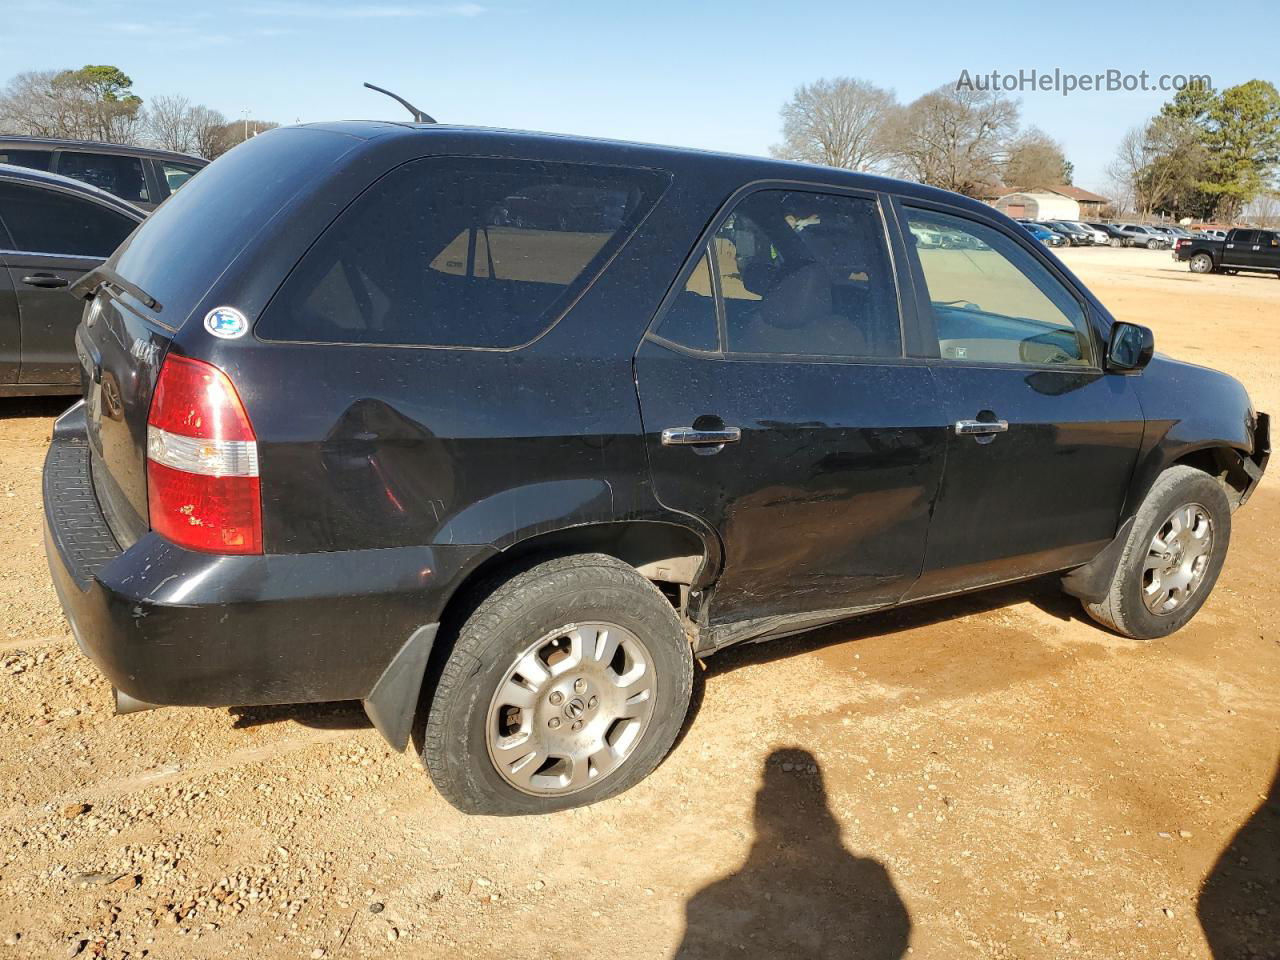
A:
[{"xmin": 0, "ymin": 246, "xmax": 1276, "ymax": 959}]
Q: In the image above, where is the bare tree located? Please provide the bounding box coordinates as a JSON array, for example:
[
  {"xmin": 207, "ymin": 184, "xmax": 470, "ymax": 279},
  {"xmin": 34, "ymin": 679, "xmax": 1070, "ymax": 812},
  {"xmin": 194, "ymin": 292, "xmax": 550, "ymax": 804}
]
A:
[
  {"xmin": 0, "ymin": 67, "xmax": 144, "ymax": 144},
  {"xmin": 1004, "ymin": 127, "xmax": 1070, "ymax": 188},
  {"xmin": 1245, "ymin": 189, "xmax": 1280, "ymax": 227},
  {"xmin": 888, "ymin": 84, "xmax": 1019, "ymax": 197},
  {"xmin": 218, "ymin": 118, "xmax": 280, "ymax": 154},
  {"xmin": 192, "ymin": 106, "xmax": 231, "ymax": 160},
  {"xmin": 147, "ymin": 94, "xmax": 200, "ymax": 153},
  {"xmin": 770, "ymin": 77, "xmax": 898, "ymax": 172},
  {"xmin": 1107, "ymin": 117, "xmax": 1207, "ymax": 218}
]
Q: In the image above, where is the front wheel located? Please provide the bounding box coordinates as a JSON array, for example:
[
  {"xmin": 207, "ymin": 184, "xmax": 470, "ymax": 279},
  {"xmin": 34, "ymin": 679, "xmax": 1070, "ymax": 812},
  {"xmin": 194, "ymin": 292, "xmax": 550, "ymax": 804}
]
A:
[
  {"xmin": 1189, "ymin": 252, "xmax": 1214, "ymax": 274},
  {"xmin": 1082, "ymin": 466, "xmax": 1231, "ymax": 639},
  {"xmin": 422, "ymin": 554, "xmax": 694, "ymax": 815}
]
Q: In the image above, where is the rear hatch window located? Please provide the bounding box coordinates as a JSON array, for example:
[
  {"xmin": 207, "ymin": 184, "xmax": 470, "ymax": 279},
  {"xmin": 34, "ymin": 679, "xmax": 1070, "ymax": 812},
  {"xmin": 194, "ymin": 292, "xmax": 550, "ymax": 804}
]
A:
[
  {"xmin": 109, "ymin": 129, "xmax": 355, "ymax": 324},
  {"xmin": 255, "ymin": 157, "xmax": 669, "ymax": 349}
]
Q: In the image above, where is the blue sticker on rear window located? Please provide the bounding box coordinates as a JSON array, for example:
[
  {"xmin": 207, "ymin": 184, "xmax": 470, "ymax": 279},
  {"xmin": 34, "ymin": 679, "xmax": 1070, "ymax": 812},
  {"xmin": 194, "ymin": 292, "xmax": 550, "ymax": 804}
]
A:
[{"xmin": 204, "ymin": 306, "xmax": 248, "ymax": 340}]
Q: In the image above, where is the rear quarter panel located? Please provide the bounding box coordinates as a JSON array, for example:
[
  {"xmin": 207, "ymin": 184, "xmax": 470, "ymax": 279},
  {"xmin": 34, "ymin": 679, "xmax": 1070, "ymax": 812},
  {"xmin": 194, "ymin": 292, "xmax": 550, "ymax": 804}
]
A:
[{"xmin": 168, "ymin": 130, "xmax": 732, "ymax": 558}]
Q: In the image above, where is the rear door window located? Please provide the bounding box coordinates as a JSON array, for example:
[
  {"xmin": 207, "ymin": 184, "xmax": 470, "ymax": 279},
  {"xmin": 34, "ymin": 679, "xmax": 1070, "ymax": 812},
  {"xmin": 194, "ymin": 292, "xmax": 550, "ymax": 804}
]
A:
[
  {"xmin": 713, "ymin": 190, "xmax": 901, "ymax": 358},
  {"xmin": 257, "ymin": 157, "xmax": 668, "ymax": 348},
  {"xmin": 55, "ymin": 151, "xmax": 150, "ymax": 205},
  {"xmin": 652, "ymin": 246, "xmax": 719, "ymax": 352},
  {"xmin": 0, "ymin": 181, "xmax": 135, "ymax": 257},
  {"xmin": 159, "ymin": 161, "xmax": 202, "ymax": 194}
]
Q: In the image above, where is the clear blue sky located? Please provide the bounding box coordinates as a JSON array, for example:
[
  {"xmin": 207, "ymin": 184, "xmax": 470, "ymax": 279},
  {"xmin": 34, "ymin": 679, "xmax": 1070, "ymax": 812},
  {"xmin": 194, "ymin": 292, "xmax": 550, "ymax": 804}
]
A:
[{"xmin": 4, "ymin": 0, "xmax": 1277, "ymax": 192}]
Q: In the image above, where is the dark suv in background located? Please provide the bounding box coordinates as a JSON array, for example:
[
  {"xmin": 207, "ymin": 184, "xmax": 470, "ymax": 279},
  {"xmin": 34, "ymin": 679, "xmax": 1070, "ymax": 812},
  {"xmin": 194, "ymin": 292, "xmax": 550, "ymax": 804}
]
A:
[
  {"xmin": 0, "ymin": 137, "xmax": 206, "ymax": 211},
  {"xmin": 43, "ymin": 122, "xmax": 1269, "ymax": 815}
]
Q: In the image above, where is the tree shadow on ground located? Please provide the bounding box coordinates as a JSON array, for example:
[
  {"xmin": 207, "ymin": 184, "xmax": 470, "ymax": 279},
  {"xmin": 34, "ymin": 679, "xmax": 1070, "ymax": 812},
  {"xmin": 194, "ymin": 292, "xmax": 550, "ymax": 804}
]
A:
[
  {"xmin": 673, "ymin": 747, "xmax": 910, "ymax": 959},
  {"xmin": 1199, "ymin": 762, "xmax": 1280, "ymax": 960}
]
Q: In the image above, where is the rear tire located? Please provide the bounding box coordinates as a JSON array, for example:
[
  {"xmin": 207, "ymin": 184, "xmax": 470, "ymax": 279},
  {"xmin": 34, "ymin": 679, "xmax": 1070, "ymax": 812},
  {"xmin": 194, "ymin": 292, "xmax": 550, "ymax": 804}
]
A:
[
  {"xmin": 422, "ymin": 554, "xmax": 694, "ymax": 815},
  {"xmin": 1189, "ymin": 252, "xmax": 1214, "ymax": 274},
  {"xmin": 1083, "ymin": 466, "xmax": 1231, "ymax": 639}
]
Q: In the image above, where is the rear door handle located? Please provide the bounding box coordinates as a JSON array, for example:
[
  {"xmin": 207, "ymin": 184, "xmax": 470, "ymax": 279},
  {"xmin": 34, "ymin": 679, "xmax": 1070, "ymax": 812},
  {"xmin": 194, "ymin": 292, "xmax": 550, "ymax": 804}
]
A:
[
  {"xmin": 22, "ymin": 273, "xmax": 70, "ymax": 288},
  {"xmin": 955, "ymin": 419, "xmax": 1009, "ymax": 436},
  {"xmin": 661, "ymin": 426, "xmax": 742, "ymax": 446}
]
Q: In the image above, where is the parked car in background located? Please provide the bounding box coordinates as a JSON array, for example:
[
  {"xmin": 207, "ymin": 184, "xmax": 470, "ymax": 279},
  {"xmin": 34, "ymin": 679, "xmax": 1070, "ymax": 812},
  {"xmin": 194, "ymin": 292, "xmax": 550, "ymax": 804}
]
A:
[
  {"xmin": 1175, "ymin": 228, "xmax": 1280, "ymax": 276},
  {"xmin": 1195, "ymin": 229, "xmax": 1229, "ymax": 241},
  {"xmin": 0, "ymin": 137, "xmax": 206, "ymax": 212},
  {"xmin": 1086, "ymin": 222, "xmax": 1129, "ymax": 246},
  {"xmin": 0, "ymin": 164, "xmax": 143, "ymax": 395},
  {"xmin": 1116, "ymin": 224, "xmax": 1171, "ymax": 249},
  {"xmin": 908, "ymin": 223, "xmax": 944, "ymax": 247},
  {"xmin": 43, "ymin": 122, "xmax": 1269, "ymax": 815},
  {"xmin": 1046, "ymin": 221, "xmax": 1102, "ymax": 246},
  {"xmin": 1072, "ymin": 222, "xmax": 1111, "ymax": 245},
  {"xmin": 1017, "ymin": 220, "xmax": 1067, "ymax": 247},
  {"xmin": 1154, "ymin": 226, "xmax": 1194, "ymax": 240}
]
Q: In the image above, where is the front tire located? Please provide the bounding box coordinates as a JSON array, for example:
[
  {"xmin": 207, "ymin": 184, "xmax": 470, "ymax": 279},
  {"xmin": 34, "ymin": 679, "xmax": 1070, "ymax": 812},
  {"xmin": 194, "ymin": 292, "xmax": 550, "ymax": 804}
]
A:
[
  {"xmin": 1083, "ymin": 466, "xmax": 1231, "ymax": 639},
  {"xmin": 422, "ymin": 554, "xmax": 694, "ymax": 815}
]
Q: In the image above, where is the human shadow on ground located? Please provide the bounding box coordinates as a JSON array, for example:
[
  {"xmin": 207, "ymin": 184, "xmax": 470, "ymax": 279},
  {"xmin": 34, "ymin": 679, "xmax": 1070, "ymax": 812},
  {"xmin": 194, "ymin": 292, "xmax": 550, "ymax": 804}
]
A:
[
  {"xmin": 673, "ymin": 747, "xmax": 910, "ymax": 959},
  {"xmin": 1199, "ymin": 761, "xmax": 1280, "ymax": 960}
]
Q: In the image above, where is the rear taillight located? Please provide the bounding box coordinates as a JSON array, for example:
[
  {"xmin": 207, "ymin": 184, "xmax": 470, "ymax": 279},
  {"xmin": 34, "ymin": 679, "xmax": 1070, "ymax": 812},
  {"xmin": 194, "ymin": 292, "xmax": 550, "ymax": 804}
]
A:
[
  {"xmin": 1176, "ymin": 238, "xmax": 1190, "ymax": 249},
  {"xmin": 146, "ymin": 354, "xmax": 262, "ymax": 554}
]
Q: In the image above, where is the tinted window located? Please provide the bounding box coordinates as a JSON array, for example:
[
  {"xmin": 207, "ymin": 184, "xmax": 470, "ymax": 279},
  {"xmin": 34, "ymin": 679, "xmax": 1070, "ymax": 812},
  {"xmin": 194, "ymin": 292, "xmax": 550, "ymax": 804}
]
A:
[
  {"xmin": 258, "ymin": 157, "xmax": 667, "ymax": 348},
  {"xmin": 160, "ymin": 161, "xmax": 201, "ymax": 194},
  {"xmin": 0, "ymin": 148, "xmax": 52, "ymax": 171},
  {"xmin": 1231, "ymin": 230, "xmax": 1257, "ymax": 244},
  {"xmin": 712, "ymin": 190, "xmax": 900, "ymax": 358},
  {"xmin": 654, "ymin": 246, "xmax": 718, "ymax": 351},
  {"xmin": 112, "ymin": 129, "xmax": 353, "ymax": 315},
  {"xmin": 57, "ymin": 152, "xmax": 149, "ymax": 204},
  {"xmin": 905, "ymin": 207, "xmax": 1092, "ymax": 367},
  {"xmin": 0, "ymin": 181, "xmax": 135, "ymax": 257}
]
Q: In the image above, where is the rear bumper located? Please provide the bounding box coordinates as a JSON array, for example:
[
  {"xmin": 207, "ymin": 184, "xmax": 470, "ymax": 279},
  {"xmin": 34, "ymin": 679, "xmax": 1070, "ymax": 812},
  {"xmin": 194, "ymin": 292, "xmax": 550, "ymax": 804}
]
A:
[{"xmin": 43, "ymin": 402, "xmax": 492, "ymax": 710}]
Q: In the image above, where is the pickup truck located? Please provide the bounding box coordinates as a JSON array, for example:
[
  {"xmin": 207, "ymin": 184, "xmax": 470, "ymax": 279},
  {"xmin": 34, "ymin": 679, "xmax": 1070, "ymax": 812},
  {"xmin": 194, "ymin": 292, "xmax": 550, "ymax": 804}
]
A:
[{"xmin": 1175, "ymin": 228, "xmax": 1280, "ymax": 276}]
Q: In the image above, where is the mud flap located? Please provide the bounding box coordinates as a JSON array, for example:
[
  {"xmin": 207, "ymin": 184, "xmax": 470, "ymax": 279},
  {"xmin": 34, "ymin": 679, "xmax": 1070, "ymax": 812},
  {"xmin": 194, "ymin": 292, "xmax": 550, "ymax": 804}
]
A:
[
  {"xmin": 1060, "ymin": 516, "xmax": 1135, "ymax": 604},
  {"xmin": 362, "ymin": 624, "xmax": 438, "ymax": 752}
]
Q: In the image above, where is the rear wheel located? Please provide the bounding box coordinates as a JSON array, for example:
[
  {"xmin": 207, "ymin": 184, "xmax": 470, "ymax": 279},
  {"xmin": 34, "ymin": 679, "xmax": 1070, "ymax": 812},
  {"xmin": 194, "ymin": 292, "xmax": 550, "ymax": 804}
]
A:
[
  {"xmin": 1189, "ymin": 252, "xmax": 1214, "ymax": 274},
  {"xmin": 1082, "ymin": 466, "xmax": 1231, "ymax": 639},
  {"xmin": 422, "ymin": 554, "xmax": 694, "ymax": 815}
]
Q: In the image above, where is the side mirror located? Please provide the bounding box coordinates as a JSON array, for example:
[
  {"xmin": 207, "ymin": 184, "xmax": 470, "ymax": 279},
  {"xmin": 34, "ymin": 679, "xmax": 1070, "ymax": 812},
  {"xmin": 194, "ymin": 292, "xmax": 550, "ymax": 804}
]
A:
[{"xmin": 1107, "ymin": 322, "xmax": 1154, "ymax": 372}]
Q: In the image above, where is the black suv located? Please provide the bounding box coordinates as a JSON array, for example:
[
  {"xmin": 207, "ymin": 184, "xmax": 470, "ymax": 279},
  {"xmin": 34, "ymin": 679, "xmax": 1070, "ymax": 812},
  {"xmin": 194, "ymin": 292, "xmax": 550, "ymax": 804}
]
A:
[
  {"xmin": 0, "ymin": 137, "xmax": 206, "ymax": 211},
  {"xmin": 43, "ymin": 123, "xmax": 1269, "ymax": 815}
]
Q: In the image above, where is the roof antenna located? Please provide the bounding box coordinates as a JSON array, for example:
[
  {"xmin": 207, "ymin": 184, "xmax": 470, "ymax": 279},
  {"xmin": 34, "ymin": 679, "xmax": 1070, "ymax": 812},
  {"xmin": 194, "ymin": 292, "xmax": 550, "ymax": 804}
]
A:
[{"xmin": 363, "ymin": 82, "xmax": 436, "ymax": 124}]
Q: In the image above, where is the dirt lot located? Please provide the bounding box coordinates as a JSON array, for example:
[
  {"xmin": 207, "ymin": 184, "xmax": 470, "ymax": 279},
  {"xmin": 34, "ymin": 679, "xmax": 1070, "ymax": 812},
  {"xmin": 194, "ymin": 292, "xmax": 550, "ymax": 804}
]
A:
[{"xmin": 0, "ymin": 247, "xmax": 1276, "ymax": 959}]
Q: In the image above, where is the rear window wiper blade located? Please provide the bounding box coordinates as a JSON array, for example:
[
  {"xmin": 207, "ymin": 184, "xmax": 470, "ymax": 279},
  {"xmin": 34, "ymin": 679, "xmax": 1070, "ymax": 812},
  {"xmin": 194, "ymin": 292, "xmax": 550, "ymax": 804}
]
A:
[{"xmin": 69, "ymin": 265, "xmax": 162, "ymax": 313}]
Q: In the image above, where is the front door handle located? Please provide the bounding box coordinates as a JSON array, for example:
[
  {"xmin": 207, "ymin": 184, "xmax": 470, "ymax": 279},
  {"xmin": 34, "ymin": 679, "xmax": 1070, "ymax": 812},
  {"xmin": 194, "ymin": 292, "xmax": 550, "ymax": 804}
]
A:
[
  {"xmin": 661, "ymin": 426, "xmax": 742, "ymax": 446},
  {"xmin": 22, "ymin": 273, "xmax": 70, "ymax": 288},
  {"xmin": 955, "ymin": 419, "xmax": 1009, "ymax": 437}
]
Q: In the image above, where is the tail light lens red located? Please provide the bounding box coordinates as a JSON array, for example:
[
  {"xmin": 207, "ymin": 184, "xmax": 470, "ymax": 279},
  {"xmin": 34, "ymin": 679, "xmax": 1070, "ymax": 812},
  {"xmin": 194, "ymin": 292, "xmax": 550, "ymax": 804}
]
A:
[{"xmin": 146, "ymin": 354, "xmax": 262, "ymax": 554}]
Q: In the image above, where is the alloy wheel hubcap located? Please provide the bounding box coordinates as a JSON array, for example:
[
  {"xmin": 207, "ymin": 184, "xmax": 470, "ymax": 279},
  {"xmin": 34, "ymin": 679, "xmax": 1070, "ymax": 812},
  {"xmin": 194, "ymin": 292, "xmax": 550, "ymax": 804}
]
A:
[
  {"xmin": 1142, "ymin": 503, "xmax": 1213, "ymax": 615},
  {"xmin": 486, "ymin": 621, "xmax": 656, "ymax": 796}
]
